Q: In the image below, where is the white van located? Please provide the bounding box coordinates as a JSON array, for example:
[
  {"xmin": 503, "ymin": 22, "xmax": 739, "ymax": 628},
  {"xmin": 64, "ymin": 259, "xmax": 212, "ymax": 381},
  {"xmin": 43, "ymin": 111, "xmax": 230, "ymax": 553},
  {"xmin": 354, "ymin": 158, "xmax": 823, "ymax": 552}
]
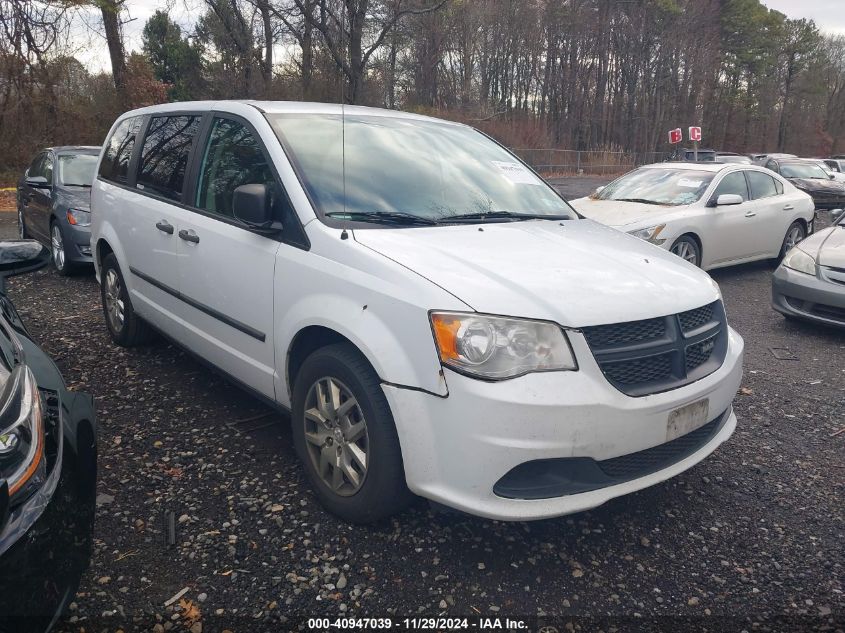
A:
[{"xmin": 91, "ymin": 101, "xmax": 744, "ymax": 523}]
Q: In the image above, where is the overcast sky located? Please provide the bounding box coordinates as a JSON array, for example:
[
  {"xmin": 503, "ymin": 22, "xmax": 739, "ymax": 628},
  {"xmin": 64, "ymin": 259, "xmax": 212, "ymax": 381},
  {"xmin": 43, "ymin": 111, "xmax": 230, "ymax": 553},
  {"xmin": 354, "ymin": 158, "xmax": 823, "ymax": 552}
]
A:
[
  {"xmin": 71, "ymin": 0, "xmax": 845, "ymax": 73},
  {"xmin": 763, "ymin": 0, "xmax": 845, "ymax": 34}
]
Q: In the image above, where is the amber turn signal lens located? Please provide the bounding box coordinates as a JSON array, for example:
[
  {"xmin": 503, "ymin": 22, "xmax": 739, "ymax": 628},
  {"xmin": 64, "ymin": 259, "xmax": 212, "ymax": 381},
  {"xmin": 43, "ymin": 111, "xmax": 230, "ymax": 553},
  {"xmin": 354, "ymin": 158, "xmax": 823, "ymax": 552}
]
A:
[{"xmin": 431, "ymin": 313, "xmax": 461, "ymax": 361}]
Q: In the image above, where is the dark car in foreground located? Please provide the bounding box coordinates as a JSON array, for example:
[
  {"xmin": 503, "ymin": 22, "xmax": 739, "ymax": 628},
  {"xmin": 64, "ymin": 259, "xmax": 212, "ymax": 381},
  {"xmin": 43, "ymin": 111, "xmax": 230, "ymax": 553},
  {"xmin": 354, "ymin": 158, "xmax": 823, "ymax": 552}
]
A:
[
  {"xmin": 764, "ymin": 157, "xmax": 845, "ymax": 210},
  {"xmin": 0, "ymin": 241, "xmax": 97, "ymax": 632},
  {"xmin": 17, "ymin": 147, "xmax": 100, "ymax": 275},
  {"xmin": 773, "ymin": 209, "xmax": 845, "ymax": 328}
]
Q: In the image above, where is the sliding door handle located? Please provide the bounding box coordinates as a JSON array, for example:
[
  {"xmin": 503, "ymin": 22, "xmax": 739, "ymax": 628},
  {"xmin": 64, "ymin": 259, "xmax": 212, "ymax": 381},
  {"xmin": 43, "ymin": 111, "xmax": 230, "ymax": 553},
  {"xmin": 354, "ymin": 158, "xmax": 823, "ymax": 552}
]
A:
[
  {"xmin": 178, "ymin": 229, "xmax": 200, "ymax": 244},
  {"xmin": 155, "ymin": 220, "xmax": 174, "ymax": 234}
]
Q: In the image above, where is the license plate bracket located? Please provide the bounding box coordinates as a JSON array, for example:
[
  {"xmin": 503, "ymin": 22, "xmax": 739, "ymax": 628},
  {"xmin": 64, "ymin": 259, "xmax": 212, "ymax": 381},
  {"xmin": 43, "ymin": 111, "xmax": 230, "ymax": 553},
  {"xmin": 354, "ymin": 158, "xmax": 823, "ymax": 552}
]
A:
[{"xmin": 667, "ymin": 398, "xmax": 710, "ymax": 442}]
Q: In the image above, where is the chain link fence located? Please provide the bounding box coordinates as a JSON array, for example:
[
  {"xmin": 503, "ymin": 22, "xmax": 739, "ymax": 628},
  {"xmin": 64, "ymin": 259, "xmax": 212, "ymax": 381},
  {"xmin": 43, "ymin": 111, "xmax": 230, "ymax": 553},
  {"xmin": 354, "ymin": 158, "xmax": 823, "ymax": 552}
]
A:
[{"xmin": 512, "ymin": 149, "xmax": 670, "ymax": 176}]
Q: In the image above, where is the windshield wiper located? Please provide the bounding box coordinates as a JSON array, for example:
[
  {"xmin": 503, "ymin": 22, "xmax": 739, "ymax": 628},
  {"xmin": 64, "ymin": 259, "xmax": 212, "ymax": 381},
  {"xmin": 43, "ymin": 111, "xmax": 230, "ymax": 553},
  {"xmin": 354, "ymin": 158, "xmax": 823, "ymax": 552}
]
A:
[
  {"xmin": 613, "ymin": 198, "xmax": 664, "ymax": 205},
  {"xmin": 62, "ymin": 183, "xmax": 92, "ymax": 188},
  {"xmin": 438, "ymin": 211, "xmax": 570, "ymax": 223},
  {"xmin": 326, "ymin": 211, "xmax": 439, "ymax": 226}
]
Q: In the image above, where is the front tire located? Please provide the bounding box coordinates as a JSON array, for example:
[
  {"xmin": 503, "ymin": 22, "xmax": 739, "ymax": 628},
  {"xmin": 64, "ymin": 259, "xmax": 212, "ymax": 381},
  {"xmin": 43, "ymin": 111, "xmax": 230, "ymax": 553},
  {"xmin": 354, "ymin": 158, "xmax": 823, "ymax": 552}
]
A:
[
  {"xmin": 670, "ymin": 235, "xmax": 702, "ymax": 267},
  {"xmin": 51, "ymin": 221, "xmax": 73, "ymax": 276},
  {"xmin": 18, "ymin": 208, "xmax": 27, "ymax": 238},
  {"xmin": 779, "ymin": 221, "xmax": 806, "ymax": 260},
  {"xmin": 291, "ymin": 343, "xmax": 413, "ymax": 523},
  {"xmin": 100, "ymin": 253, "xmax": 152, "ymax": 346}
]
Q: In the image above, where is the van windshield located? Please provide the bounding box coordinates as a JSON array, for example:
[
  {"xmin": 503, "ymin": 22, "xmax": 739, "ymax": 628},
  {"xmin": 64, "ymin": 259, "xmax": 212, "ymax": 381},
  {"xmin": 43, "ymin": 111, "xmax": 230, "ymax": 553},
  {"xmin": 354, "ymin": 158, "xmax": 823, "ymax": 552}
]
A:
[{"xmin": 267, "ymin": 113, "xmax": 575, "ymax": 225}]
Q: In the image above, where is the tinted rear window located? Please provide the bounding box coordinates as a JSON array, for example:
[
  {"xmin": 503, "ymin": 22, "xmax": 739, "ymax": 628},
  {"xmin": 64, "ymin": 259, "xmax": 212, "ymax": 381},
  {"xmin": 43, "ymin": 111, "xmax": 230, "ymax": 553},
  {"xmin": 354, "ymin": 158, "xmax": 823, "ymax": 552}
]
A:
[
  {"xmin": 137, "ymin": 115, "xmax": 201, "ymax": 201},
  {"xmin": 747, "ymin": 171, "xmax": 778, "ymax": 199},
  {"xmin": 99, "ymin": 117, "xmax": 141, "ymax": 184}
]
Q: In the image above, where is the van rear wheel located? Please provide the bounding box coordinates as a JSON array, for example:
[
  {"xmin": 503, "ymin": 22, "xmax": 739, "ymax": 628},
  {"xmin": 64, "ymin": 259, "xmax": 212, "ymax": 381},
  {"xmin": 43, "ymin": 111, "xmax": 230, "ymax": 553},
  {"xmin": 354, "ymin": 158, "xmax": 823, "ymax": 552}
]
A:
[
  {"xmin": 292, "ymin": 343, "xmax": 413, "ymax": 523},
  {"xmin": 100, "ymin": 253, "xmax": 152, "ymax": 346}
]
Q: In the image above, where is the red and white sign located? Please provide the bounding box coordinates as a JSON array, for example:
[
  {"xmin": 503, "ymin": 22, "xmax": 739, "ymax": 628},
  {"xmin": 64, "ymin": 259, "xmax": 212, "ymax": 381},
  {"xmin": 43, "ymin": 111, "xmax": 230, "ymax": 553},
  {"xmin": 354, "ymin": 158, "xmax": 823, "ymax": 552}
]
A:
[
  {"xmin": 689, "ymin": 126, "xmax": 702, "ymax": 142},
  {"xmin": 668, "ymin": 128, "xmax": 683, "ymax": 144}
]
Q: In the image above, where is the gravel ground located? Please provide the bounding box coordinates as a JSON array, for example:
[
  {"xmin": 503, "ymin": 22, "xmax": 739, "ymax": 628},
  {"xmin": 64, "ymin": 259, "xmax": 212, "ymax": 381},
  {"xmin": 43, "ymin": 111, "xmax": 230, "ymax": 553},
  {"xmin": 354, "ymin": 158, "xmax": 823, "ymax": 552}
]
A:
[{"xmin": 0, "ymin": 199, "xmax": 842, "ymax": 633}]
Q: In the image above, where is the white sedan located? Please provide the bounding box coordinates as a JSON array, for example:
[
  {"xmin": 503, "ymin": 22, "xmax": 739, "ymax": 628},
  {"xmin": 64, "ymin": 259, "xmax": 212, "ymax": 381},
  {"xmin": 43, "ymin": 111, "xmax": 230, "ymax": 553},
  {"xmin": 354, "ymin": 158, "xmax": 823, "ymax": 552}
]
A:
[{"xmin": 570, "ymin": 163, "xmax": 816, "ymax": 270}]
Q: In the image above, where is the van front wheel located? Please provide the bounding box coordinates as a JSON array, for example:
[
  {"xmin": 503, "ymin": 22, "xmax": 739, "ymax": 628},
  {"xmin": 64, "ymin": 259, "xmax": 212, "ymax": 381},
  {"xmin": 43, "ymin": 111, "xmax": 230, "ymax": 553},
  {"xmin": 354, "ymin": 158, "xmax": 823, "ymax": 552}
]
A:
[
  {"xmin": 292, "ymin": 343, "xmax": 413, "ymax": 523},
  {"xmin": 100, "ymin": 253, "xmax": 152, "ymax": 346}
]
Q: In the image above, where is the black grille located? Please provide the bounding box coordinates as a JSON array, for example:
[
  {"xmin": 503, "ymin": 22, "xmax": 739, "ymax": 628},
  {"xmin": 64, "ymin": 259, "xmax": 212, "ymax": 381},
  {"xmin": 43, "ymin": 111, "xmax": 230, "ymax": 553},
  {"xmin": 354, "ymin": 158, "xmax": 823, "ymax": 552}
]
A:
[
  {"xmin": 582, "ymin": 317, "xmax": 665, "ymax": 347},
  {"xmin": 812, "ymin": 303, "xmax": 845, "ymax": 323},
  {"xmin": 679, "ymin": 303, "xmax": 713, "ymax": 332},
  {"xmin": 598, "ymin": 416, "xmax": 722, "ymax": 478},
  {"xmin": 493, "ymin": 410, "xmax": 730, "ymax": 500},
  {"xmin": 603, "ymin": 352, "xmax": 672, "ymax": 385},
  {"xmin": 582, "ymin": 301, "xmax": 727, "ymax": 397}
]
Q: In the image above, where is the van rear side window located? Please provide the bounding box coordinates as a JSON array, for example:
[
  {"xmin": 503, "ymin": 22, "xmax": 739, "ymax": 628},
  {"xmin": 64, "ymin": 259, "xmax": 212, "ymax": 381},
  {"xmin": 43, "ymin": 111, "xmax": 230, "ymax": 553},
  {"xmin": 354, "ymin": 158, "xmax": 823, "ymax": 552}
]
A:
[
  {"xmin": 137, "ymin": 115, "xmax": 201, "ymax": 202},
  {"xmin": 99, "ymin": 116, "xmax": 140, "ymax": 184}
]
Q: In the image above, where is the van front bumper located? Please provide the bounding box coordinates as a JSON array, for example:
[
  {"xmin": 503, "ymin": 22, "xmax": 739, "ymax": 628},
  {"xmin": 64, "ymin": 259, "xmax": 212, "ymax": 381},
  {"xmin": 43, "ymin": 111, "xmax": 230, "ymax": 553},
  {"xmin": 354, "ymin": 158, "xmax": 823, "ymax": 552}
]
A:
[{"xmin": 383, "ymin": 327, "xmax": 743, "ymax": 521}]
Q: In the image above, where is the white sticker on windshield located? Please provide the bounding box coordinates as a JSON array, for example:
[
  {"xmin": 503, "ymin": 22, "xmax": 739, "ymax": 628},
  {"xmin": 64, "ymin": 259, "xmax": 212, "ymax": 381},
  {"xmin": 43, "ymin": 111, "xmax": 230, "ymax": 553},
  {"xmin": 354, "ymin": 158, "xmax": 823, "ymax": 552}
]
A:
[
  {"xmin": 677, "ymin": 178, "xmax": 704, "ymax": 188},
  {"xmin": 492, "ymin": 161, "xmax": 542, "ymax": 185}
]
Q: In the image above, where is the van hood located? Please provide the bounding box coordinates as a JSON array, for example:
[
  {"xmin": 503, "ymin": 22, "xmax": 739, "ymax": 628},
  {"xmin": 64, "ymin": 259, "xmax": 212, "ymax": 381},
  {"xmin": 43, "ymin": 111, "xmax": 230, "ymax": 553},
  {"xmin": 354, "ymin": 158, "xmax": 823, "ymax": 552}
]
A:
[
  {"xmin": 353, "ymin": 219, "xmax": 719, "ymax": 327},
  {"xmin": 569, "ymin": 197, "xmax": 682, "ymax": 228}
]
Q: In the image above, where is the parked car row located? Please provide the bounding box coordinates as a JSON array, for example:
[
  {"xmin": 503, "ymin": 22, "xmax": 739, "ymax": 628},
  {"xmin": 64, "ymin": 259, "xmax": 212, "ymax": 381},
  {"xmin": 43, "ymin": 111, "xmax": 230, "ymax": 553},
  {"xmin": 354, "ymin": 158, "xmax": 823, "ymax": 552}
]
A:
[{"xmin": 4, "ymin": 102, "xmax": 842, "ymax": 628}]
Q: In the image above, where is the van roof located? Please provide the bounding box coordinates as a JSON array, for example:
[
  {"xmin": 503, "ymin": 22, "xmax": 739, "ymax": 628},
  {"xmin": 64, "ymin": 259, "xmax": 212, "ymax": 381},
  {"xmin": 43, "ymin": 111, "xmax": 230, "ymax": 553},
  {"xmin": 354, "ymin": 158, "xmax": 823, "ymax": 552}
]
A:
[{"xmin": 119, "ymin": 100, "xmax": 463, "ymax": 126}]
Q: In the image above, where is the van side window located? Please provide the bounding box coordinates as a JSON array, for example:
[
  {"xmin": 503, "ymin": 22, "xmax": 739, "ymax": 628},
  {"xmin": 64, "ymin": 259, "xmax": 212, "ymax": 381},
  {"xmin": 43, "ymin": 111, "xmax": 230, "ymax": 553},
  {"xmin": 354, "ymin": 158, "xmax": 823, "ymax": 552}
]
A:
[
  {"xmin": 99, "ymin": 117, "xmax": 139, "ymax": 184},
  {"xmin": 195, "ymin": 118, "xmax": 275, "ymax": 218},
  {"xmin": 137, "ymin": 115, "xmax": 201, "ymax": 201}
]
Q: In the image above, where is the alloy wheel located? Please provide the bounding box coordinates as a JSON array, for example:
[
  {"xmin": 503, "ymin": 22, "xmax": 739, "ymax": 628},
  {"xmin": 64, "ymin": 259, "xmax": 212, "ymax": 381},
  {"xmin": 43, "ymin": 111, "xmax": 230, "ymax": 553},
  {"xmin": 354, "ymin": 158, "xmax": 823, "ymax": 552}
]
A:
[
  {"xmin": 51, "ymin": 224, "xmax": 65, "ymax": 271},
  {"xmin": 784, "ymin": 225, "xmax": 804, "ymax": 251},
  {"xmin": 303, "ymin": 376, "xmax": 369, "ymax": 496},
  {"xmin": 671, "ymin": 241, "xmax": 698, "ymax": 264},
  {"xmin": 104, "ymin": 269, "xmax": 125, "ymax": 332}
]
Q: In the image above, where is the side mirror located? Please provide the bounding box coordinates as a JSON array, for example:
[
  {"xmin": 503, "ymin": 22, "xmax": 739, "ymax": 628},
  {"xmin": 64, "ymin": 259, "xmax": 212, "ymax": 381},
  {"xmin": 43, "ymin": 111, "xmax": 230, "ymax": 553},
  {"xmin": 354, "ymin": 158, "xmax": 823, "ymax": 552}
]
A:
[
  {"xmin": 830, "ymin": 174, "xmax": 836, "ymax": 180},
  {"xmin": 25, "ymin": 176, "xmax": 49, "ymax": 188},
  {"xmin": 715, "ymin": 194, "xmax": 744, "ymax": 206},
  {"xmin": 831, "ymin": 208, "xmax": 844, "ymax": 223},
  {"xmin": 0, "ymin": 240, "xmax": 50, "ymax": 279},
  {"xmin": 232, "ymin": 184, "xmax": 281, "ymax": 232}
]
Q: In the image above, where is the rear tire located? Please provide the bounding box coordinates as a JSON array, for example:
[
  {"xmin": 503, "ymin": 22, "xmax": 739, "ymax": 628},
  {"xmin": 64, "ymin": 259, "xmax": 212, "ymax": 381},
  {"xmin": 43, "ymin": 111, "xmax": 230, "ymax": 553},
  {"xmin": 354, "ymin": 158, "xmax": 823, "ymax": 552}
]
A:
[
  {"xmin": 670, "ymin": 235, "xmax": 702, "ymax": 267},
  {"xmin": 291, "ymin": 343, "xmax": 413, "ymax": 523},
  {"xmin": 100, "ymin": 253, "xmax": 152, "ymax": 346},
  {"xmin": 778, "ymin": 221, "xmax": 806, "ymax": 260}
]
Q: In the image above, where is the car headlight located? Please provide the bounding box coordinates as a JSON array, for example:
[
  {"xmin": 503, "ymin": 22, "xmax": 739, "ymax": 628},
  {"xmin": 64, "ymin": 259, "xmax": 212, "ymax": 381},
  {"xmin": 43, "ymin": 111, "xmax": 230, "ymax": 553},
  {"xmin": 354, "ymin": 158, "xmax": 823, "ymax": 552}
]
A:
[
  {"xmin": 430, "ymin": 312, "xmax": 577, "ymax": 380},
  {"xmin": 0, "ymin": 366, "xmax": 45, "ymax": 504},
  {"xmin": 66, "ymin": 208, "xmax": 91, "ymax": 227},
  {"xmin": 628, "ymin": 224, "xmax": 667, "ymax": 245},
  {"xmin": 782, "ymin": 247, "xmax": 816, "ymax": 275}
]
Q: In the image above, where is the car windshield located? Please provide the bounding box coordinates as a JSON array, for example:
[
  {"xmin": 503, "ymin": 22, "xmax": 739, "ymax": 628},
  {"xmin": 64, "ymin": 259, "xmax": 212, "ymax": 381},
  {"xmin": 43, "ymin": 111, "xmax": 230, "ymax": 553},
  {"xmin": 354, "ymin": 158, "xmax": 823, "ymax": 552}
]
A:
[
  {"xmin": 267, "ymin": 113, "xmax": 575, "ymax": 224},
  {"xmin": 779, "ymin": 163, "xmax": 828, "ymax": 179},
  {"xmin": 595, "ymin": 168, "xmax": 715, "ymax": 206},
  {"xmin": 57, "ymin": 154, "xmax": 98, "ymax": 186}
]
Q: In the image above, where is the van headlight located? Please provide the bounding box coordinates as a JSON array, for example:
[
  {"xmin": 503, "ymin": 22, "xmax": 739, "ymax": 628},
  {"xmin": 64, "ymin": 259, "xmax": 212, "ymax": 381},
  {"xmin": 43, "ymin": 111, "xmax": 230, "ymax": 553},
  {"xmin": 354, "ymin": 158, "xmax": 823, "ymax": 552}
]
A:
[
  {"xmin": 782, "ymin": 247, "xmax": 816, "ymax": 275},
  {"xmin": 628, "ymin": 224, "xmax": 667, "ymax": 244},
  {"xmin": 430, "ymin": 312, "xmax": 577, "ymax": 380},
  {"xmin": 0, "ymin": 366, "xmax": 45, "ymax": 503}
]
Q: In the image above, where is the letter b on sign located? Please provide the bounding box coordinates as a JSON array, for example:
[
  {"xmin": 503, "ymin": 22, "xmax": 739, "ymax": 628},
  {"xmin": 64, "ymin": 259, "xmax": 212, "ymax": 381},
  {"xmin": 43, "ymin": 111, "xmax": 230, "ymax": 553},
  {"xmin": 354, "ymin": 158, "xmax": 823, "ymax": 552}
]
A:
[{"xmin": 669, "ymin": 128, "xmax": 683, "ymax": 144}]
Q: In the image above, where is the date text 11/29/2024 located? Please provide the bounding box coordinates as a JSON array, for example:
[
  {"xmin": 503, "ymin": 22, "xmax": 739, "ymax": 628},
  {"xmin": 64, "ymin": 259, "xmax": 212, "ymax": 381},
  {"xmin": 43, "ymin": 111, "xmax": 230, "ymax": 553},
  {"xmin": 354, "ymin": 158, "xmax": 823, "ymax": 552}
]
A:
[{"xmin": 306, "ymin": 617, "xmax": 532, "ymax": 631}]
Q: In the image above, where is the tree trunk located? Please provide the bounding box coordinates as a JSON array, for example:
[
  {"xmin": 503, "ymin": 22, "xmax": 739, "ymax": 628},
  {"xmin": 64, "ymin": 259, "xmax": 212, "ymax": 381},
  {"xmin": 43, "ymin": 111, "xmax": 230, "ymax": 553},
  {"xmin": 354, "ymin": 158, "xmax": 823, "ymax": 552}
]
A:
[{"xmin": 100, "ymin": 0, "xmax": 127, "ymax": 105}]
